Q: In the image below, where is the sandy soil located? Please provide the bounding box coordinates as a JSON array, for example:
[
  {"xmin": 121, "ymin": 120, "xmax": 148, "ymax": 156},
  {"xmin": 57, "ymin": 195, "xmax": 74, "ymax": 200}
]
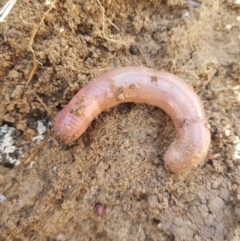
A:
[{"xmin": 0, "ymin": 0, "xmax": 240, "ymax": 240}]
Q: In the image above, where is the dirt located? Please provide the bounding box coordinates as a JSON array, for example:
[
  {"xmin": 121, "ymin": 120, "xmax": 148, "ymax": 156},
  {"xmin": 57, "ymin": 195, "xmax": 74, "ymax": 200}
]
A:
[{"xmin": 0, "ymin": 0, "xmax": 240, "ymax": 240}]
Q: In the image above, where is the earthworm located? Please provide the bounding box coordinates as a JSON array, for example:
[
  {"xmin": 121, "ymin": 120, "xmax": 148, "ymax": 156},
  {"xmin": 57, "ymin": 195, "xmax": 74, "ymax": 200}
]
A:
[{"xmin": 53, "ymin": 66, "xmax": 210, "ymax": 173}]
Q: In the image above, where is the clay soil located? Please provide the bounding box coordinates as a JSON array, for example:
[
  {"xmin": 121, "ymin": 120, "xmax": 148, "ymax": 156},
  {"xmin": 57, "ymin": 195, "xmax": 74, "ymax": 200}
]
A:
[{"xmin": 0, "ymin": 0, "xmax": 240, "ymax": 240}]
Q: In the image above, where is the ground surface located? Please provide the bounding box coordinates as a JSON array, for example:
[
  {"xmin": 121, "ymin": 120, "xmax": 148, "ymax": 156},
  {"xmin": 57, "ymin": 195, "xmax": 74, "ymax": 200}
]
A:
[{"xmin": 0, "ymin": 0, "xmax": 240, "ymax": 240}]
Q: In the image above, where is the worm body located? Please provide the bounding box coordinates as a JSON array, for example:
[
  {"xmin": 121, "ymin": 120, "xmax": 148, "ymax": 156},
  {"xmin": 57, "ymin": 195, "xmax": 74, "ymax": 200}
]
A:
[{"xmin": 53, "ymin": 66, "xmax": 210, "ymax": 173}]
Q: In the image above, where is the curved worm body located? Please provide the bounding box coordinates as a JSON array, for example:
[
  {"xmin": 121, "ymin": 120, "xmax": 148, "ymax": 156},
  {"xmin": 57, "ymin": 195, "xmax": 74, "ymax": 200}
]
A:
[{"xmin": 53, "ymin": 66, "xmax": 210, "ymax": 173}]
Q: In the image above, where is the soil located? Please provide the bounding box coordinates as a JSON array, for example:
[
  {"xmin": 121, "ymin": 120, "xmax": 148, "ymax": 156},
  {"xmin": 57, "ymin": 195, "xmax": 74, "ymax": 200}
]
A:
[{"xmin": 0, "ymin": 0, "xmax": 240, "ymax": 240}]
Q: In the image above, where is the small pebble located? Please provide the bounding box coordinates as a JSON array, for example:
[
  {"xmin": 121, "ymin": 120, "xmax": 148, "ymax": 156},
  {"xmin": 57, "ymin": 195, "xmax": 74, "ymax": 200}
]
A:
[
  {"xmin": 0, "ymin": 194, "xmax": 6, "ymax": 203},
  {"xmin": 95, "ymin": 202, "xmax": 104, "ymax": 216}
]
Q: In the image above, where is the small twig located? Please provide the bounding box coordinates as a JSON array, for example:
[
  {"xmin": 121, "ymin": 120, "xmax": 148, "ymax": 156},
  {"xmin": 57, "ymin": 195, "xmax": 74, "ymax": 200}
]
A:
[
  {"xmin": 106, "ymin": 18, "xmax": 119, "ymax": 31},
  {"xmin": 96, "ymin": 0, "xmax": 127, "ymax": 45},
  {"xmin": 32, "ymin": 90, "xmax": 50, "ymax": 114},
  {"xmin": 26, "ymin": 1, "xmax": 56, "ymax": 85},
  {"xmin": 96, "ymin": 0, "xmax": 107, "ymax": 35},
  {"xmin": 0, "ymin": 0, "xmax": 17, "ymax": 23},
  {"xmin": 19, "ymin": 12, "xmax": 31, "ymax": 25}
]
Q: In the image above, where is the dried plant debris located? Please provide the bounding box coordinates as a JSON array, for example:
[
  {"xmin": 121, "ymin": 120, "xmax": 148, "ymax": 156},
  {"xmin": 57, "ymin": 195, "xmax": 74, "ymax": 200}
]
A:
[{"xmin": 0, "ymin": 0, "xmax": 17, "ymax": 22}]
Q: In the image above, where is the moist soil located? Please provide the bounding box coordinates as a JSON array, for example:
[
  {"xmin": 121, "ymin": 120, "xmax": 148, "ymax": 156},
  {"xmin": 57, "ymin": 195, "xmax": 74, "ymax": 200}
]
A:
[{"xmin": 0, "ymin": 0, "xmax": 240, "ymax": 240}]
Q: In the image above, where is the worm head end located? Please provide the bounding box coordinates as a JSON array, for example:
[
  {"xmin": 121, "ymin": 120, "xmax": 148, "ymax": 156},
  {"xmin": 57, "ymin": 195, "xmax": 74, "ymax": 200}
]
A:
[{"xmin": 163, "ymin": 139, "xmax": 204, "ymax": 173}]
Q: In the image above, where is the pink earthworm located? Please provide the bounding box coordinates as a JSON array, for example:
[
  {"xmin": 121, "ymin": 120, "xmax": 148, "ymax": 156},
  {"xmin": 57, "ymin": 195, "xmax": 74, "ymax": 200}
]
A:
[{"xmin": 53, "ymin": 66, "xmax": 211, "ymax": 173}]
